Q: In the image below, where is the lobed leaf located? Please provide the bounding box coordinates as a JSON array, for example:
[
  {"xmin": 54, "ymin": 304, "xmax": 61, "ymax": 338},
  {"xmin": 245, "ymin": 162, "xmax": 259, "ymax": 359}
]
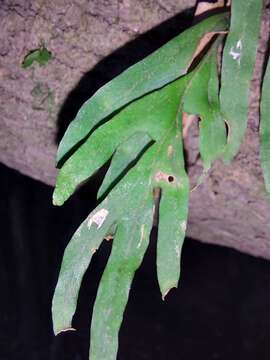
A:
[
  {"xmin": 90, "ymin": 209, "xmax": 153, "ymax": 360},
  {"xmin": 52, "ymin": 12, "xmax": 243, "ymax": 360},
  {"xmin": 53, "ymin": 74, "xmax": 190, "ymax": 206},
  {"xmin": 154, "ymin": 125, "xmax": 189, "ymax": 299},
  {"xmin": 88, "ymin": 113, "xmax": 190, "ymax": 359},
  {"xmin": 52, "ymin": 202, "xmax": 117, "ymax": 335},
  {"xmin": 260, "ymin": 56, "xmax": 270, "ymax": 196},
  {"xmin": 53, "ymin": 39, "xmax": 229, "ymax": 347},
  {"xmin": 56, "ymin": 13, "xmax": 229, "ymax": 165},
  {"xmin": 53, "ymin": 38, "xmax": 228, "ymax": 207},
  {"xmin": 52, "ymin": 156, "xmax": 151, "ymax": 336},
  {"xmin": 97, "ymin": 132, "xmax": 153, "ymax": 199},
  {"xmin": 219, "ymin": 0, "xmax": 263, "ymax": 162},
  {"xmin": 52, "ymin": 75, "xmax": 191, "ymax": 359}
]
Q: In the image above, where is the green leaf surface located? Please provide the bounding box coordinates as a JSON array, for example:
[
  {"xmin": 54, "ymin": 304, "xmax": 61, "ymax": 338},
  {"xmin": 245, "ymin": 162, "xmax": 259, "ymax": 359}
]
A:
[
  {"xmin": 52, "ymin": 12, "xmax": 249, "ymax": 360},
  {"xmin": 90, "ymin": 121, "xmax": 189, "ymax": 360},
  {"xmin": 155, "ymin": 127, "xmax": 189, "ymax": 298},
  {"xmin": 219, "ymin": 0, "xmax": 263, "ymax": 162},
  {"xmin": 56, "ymin": 12, "xmax": 229, "ymax": 165},
  {"xmin": 22, "ymin": 47, "xmax": 52, "ymax": 68},
  {"xmin": 53, "ymin": 75, "xmax": 190, "ymax": 206},
  {"xmin": 260, "ymin": 56, "xmax": 270, "ymax": 196},
  {"xmin": 52, "ymin": 21, "xmax": 255, "ymax": 357},
  {"xmin": 90, "ymin": 209, "xmax": 153, "ymax": 360},
  {"xmin": 52, "ymin": 202, "xmax": 116, "ymax": 334},
  {"xmin": 183, "ymin": 37, "xmax": 226, "ymax": 170},
  {"xmin": 53, "ymin": 38, "xmax": 227, "ymax": 207},
  {"xmin": 97, "ymin": 132, "xmax": 153, "ymax": 199},
  {"xmin": 52, "ymin": 76, "xmax": 190, "ymax": 360}
]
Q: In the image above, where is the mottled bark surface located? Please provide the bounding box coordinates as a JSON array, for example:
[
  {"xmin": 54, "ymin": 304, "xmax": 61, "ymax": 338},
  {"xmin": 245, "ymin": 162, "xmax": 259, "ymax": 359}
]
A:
[
  {"xmin": 1, "ymin": 0, "xmax": 270, "ymax": 259},
  {"xmin": 0, "ymin": 0, "xmax": 196, "ymax": 184}
]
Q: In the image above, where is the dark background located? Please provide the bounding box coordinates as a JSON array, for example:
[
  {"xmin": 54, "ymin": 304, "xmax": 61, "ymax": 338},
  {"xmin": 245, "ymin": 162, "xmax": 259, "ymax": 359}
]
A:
[
  {"xmin": 2, "ymin": 2, "xmax": 270, "ymax": 359},
  {"xmin": 1, "ymin": 161, "xmax": 270, "ymax": 360}
]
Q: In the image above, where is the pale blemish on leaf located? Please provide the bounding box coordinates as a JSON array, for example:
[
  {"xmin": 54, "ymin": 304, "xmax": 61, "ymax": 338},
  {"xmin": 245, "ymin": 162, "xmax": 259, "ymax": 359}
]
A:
[
  {"xmin": 137, "ymin": 224, "xmax": 145, "ymax": 249},
  {"xmin": 180, "ymin": 221, "xmax": 187, "ymax": 233},
  {"xmin": 87, "ymin": 209, "xmax": 109, "ymax": 230},
  {"xmin": 167, "ymin": 145, "xmax": 174, "ymax": 157},
  {"xmin": 175, "ymin": 244, "xmax": 181, "ymax": 259}
]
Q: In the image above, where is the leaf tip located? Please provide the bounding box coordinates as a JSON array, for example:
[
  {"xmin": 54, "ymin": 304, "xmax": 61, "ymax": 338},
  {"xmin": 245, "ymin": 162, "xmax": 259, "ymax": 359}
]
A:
[
  {"xmin": 52, "ymin": 190, "xmax": 64, "ymax": 206},
  {"xmin": 54, "ymin": 327, "xmax": 77, "ymax": 336},
  {"xmin": 161, "ymin": 284, "xmax": 178, "ymax": 301}
]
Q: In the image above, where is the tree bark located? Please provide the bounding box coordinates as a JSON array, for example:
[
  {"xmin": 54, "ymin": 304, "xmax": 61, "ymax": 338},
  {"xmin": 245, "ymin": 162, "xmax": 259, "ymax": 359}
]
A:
[{"xmin": 1, "ymin": 0, "xmax": 270, "ymax": 259}]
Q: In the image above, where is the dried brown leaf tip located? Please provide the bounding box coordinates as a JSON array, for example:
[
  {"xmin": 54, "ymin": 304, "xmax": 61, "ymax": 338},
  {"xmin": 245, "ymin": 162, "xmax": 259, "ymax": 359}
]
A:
[{"xmin": 195, "ymin": 0, "xmax": 227, "ymax": 17}]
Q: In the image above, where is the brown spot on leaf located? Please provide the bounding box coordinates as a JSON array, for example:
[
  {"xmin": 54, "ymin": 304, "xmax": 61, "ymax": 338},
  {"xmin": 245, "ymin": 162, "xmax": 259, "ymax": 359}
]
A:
[{"xmin": 155, "ymin": 171, "xmax": 175, "ymax": 184}]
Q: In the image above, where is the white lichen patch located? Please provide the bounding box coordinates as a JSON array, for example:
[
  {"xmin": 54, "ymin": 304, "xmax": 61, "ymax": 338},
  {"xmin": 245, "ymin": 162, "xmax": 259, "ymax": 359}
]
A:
[
  {"xmin": 229, "ymin": 39, "xmax": 242, "ymax": 65},
  {"xmin": 87, "ymin": 208, "xmax": 109, "ymax": 230}
]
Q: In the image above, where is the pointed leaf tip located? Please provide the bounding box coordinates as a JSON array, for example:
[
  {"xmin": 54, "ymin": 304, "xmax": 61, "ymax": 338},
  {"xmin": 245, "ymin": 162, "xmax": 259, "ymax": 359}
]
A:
[
  {"xmin": 162, "ymin": 284, "xmax": 178, "ymax": 301},
  {"xmin": 55, "ymin": 327, "xmax": 76, "ymax": 335}
]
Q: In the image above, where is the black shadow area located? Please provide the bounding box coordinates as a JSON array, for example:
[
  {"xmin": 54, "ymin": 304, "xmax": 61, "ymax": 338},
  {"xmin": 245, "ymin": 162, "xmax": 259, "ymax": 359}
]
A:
[{"xmin": 1, "ymin": 163, "xmax": 270, "ymax": 360}]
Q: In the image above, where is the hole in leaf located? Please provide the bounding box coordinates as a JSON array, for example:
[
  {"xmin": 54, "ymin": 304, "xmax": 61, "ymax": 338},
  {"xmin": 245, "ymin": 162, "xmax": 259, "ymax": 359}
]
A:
[{"xmin": 168, "ymin": 176, "xmax": 174, "ymax": 183}]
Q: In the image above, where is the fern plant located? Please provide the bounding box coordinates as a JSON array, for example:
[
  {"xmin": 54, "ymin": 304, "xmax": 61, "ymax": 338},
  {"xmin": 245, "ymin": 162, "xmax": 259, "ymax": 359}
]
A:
[{"xmin": 52, "ymin": 1, "xmax": 268, "ymax": 359}]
